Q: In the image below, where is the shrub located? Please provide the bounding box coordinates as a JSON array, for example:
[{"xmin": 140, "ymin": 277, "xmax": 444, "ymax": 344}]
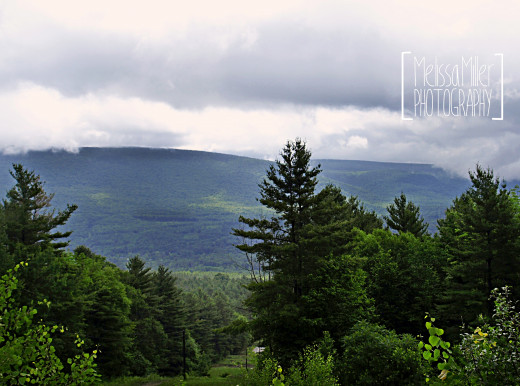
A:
[{"xmin": 340, "ymin": 321, "xmax": 426, "ymax": 385}]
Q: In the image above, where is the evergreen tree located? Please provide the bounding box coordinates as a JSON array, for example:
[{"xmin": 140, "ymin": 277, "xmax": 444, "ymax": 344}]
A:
[
  {"xmin": 437, "ymin": 165, "xmax": 520, "ymax": 328},
  {"xmin": 234, "ymin": 139, "xmax": 382, "ymax": 365},
  {"xmin": 153, "ymin": 265, "xmax": 186, "ymax": 375},
  {"xmin": 123, "ymin": 256, "xmax": 165, "ymax": 375},
  {"xmin": 303, "ymin": 185, "xmax": 382, "ymax": 260},
  {"xmin": 0, "ymin": 210, "xmax": 13, "ymax": 274},
  {"xmin": 234, "ymin": 139, "xmax": 321, "ymax": 293},
  {"xmin": 233, "ymin": 139, "xmax": 321, "ymax": 364},
  {"xmin": 384, "ymin": 192, "xmax": 428, "ymax": 237},
  {"xmin": 1, "ymin": 164, "xmax": 77, "ymax": 253}
]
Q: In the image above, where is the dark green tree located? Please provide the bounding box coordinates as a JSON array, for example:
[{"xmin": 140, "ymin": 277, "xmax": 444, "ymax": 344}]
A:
[
  {"xmin": 384, "ymin": 192, "xmax": 428, "ymax": 237},
  {"xmin": 302, "ymin": 185, "xmax": 382, "ymax": 260},
  {"xmin": 235, "ymin": 138, "xmax": 321, "ymax": 293},
  {"xmin": 437, "ymin": 165, "xmax": 520, "ymax": 328},
  {"xmin": 1, "ymin": 164, "xmax": 77, "ymax": 253},
  {"xmin": 351, "ymin": 228, "xmax": 445, "ymax": 335},
  {"xmin": 0, "ymin": 210, "xmax": 13, "ymax": 274},
  {"xmin": 123, "ymin": 256, "xmax": 165, "ymax": 375},
  {"xmin": 152, "ymin": 265, "xmax": 186, "ymax": 375},
  {"xmin": 74, "ymin": 247, "xmax": 133, "ymax": 378},
  {"xmin": 235, "ymin": 140, "xmax": 382, "ymax": 365},
  {"xmin": 234, "ymin": 139, "xmax": 322, "ymax": 364}
]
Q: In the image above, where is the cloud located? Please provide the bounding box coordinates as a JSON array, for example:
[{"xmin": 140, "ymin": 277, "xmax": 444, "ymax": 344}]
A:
[{"xmin": 0, "ymin": 1, "xmax": 520, "ymax": 178}]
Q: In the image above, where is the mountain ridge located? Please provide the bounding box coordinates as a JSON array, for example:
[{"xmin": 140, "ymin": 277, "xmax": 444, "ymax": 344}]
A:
[{"xmin": 0, "ymin": 147, "xmax": 483, "ymax": 270}]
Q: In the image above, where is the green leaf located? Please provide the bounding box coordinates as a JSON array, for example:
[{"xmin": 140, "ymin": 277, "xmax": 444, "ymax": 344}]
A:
[
  {"xmin": 423, "ymin": 351, "xmax": 432, "ymax": 360},
  {"xmin": 429, "ymin": 336, "xmax": 440, "ymax": 347},
  {"xmin": 418, "ymin": 342, "xmax": 424, "ymax": 349}
]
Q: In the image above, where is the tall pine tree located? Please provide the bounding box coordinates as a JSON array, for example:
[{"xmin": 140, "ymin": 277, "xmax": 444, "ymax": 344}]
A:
[
  {"xmin": 234, "ymin": 139, "xmax": 382, "ymax": 365},
  {"xmin": 234, "ymin": 139, "xmax": 321, "ymax": 364},
  {"xmin": 437, "ymin": 165, "xmax": 520, "ymax": 328}
]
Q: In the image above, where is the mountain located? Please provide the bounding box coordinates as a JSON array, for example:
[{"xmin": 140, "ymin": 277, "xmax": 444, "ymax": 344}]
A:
[{"xmin": 0, "ymin": 147, "xmax": 477, "ymax": 271}]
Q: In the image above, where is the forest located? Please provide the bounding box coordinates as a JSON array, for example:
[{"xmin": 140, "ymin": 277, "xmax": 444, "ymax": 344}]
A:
[{"xmin": 0, "ymin": 139, "xmax": 519, "ymax": 385}]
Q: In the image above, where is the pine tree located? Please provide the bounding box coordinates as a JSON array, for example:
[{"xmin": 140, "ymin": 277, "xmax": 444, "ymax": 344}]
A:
[
  {"xmin": 124, "ymin": 256, "xmax": 165, "ymax": 375},
  {"xmin": 437, "ymin": 165, "xmax": 520, "ymax": 327},
  {"xmin": 384, "ymin": 192, "xmax": 428, "ymax": 237},
  {"xmin": 1, "ymin": 164, "xmax": 77, "ymax": 253},
  {"xmin": 233, "ymin": 139, "xmax": 321, "ymax": 364},
  {"xmin": 153, "ymin": 265, "xmax": 186, "ymax": 375},
  {"xmin": 234, "ymin": 139, "xmax": 382, "ymax": 365},
  {"xmin": 234, "ymin": 138, "xmax": 321, "ymax": 291}
]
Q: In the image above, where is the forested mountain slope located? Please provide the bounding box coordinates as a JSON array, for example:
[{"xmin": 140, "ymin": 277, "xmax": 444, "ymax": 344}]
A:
[{"xmin": 0, "ymin": 147, "xmax": 479, "ymax": 270}]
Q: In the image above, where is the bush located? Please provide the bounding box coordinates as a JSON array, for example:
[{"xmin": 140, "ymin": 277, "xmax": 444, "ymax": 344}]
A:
[
  {"xmin": 340, "ymin": 321, "xmax": 426, "ymax": 385},
  {"xmin": 243, "ymin": 348, "xmax": 283, "ymax": 385},
  {"xmin": 286, "ymin": 344, "xmax": 338, "ymax": 385}
]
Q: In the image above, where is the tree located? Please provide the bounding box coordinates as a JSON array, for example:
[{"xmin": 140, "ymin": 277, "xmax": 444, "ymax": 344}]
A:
[
  {"xmin": 437, "ymin": 165, "xmax": 520, "ymax": 327},
  {"xmin": 235, "ymin": 138, "xmax": 321, "ymax": 292},
  {"xmin": 351, "ymin": 228, "xmax": 445, "ymax": 336},
  {"xmin": 234, "ymin": 139, "xmax": 322, "ymax": 364},
  {"xmin": 302, "ymin": 185, "xmax": 382, "ymax": 260},
  {"xmin": 340, "ymin": 321, "xmax": 426, "ymax": 385},
  {"xmin": 384, "ymin": 192, "xmax": 428, "ymax": 237},
  {"xmin": 74, "ymin": 247, "xmax": 133, "ymax": 378},
  {"xmin": 123, "ymin": 256, "xmax": 165, "ymax": 375},
  {"xmin": 234, "ymin": 139, "xmax": 383, "ymax": 366},
  {"xmin": 152, "ymin": 265, "xmax": 186, "ymax": 375},
  {"xmin": 1, "ymin": 164, "xmax": 77, "ymax": 253}
]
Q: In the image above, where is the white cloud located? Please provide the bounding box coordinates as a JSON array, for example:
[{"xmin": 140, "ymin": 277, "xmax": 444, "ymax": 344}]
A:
[{"xmin": 1, "ymin": 1, "xmax": 520, "ymax": 178}]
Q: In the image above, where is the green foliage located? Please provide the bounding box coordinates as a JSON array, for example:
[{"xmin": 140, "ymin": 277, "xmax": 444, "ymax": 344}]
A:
[
  {"xmin": 285, "ymin": 344, "xmax": 339, "ymax": 385},
  {"xmin": 243, "ymin": 349, "xmax": 284, "ymax": 386},
  {"xmin": 300, "ymin": 254, "xmax": 375, "ymax": 345},
  {"xmin": 384, "ymin": 192, "xmax": 429, "ymax": 236},
  {"xmin": 0, "ymin": 263, "xmax": 100, "ymax": 384},
  {"xmin": 340, "ymin": 321, "xmax": 426, "ymax": 385},
  {"xmin": 418, "ymin": 315, "xmax": 456, "ymax": 383},
  {"xmin": 351, "ymin": 229, "xmax": 445, "ymax": 335},
  {"xmin": 236, "ymin": 140, "xmax": 385, "ymax": 367},
  {"xmin": 457, "ymin": 287, "xmax": 520, "ymax": 384}
]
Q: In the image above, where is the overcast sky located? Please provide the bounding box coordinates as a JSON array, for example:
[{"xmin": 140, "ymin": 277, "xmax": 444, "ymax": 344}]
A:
[{"xmin": 1, "ymin": 1, "xmax": 520, "ymax": 178}]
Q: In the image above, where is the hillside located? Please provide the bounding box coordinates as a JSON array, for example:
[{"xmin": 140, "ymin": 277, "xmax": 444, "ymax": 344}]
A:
[{"xmin": 0, "ymin": 147, "xmax": 475, "ymax": 270}]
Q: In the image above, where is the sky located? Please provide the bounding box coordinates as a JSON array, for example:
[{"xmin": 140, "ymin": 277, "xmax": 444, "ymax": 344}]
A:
[{"xmin": 1, "ymin": 0, "xmax": 520, "ymax": 178}]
